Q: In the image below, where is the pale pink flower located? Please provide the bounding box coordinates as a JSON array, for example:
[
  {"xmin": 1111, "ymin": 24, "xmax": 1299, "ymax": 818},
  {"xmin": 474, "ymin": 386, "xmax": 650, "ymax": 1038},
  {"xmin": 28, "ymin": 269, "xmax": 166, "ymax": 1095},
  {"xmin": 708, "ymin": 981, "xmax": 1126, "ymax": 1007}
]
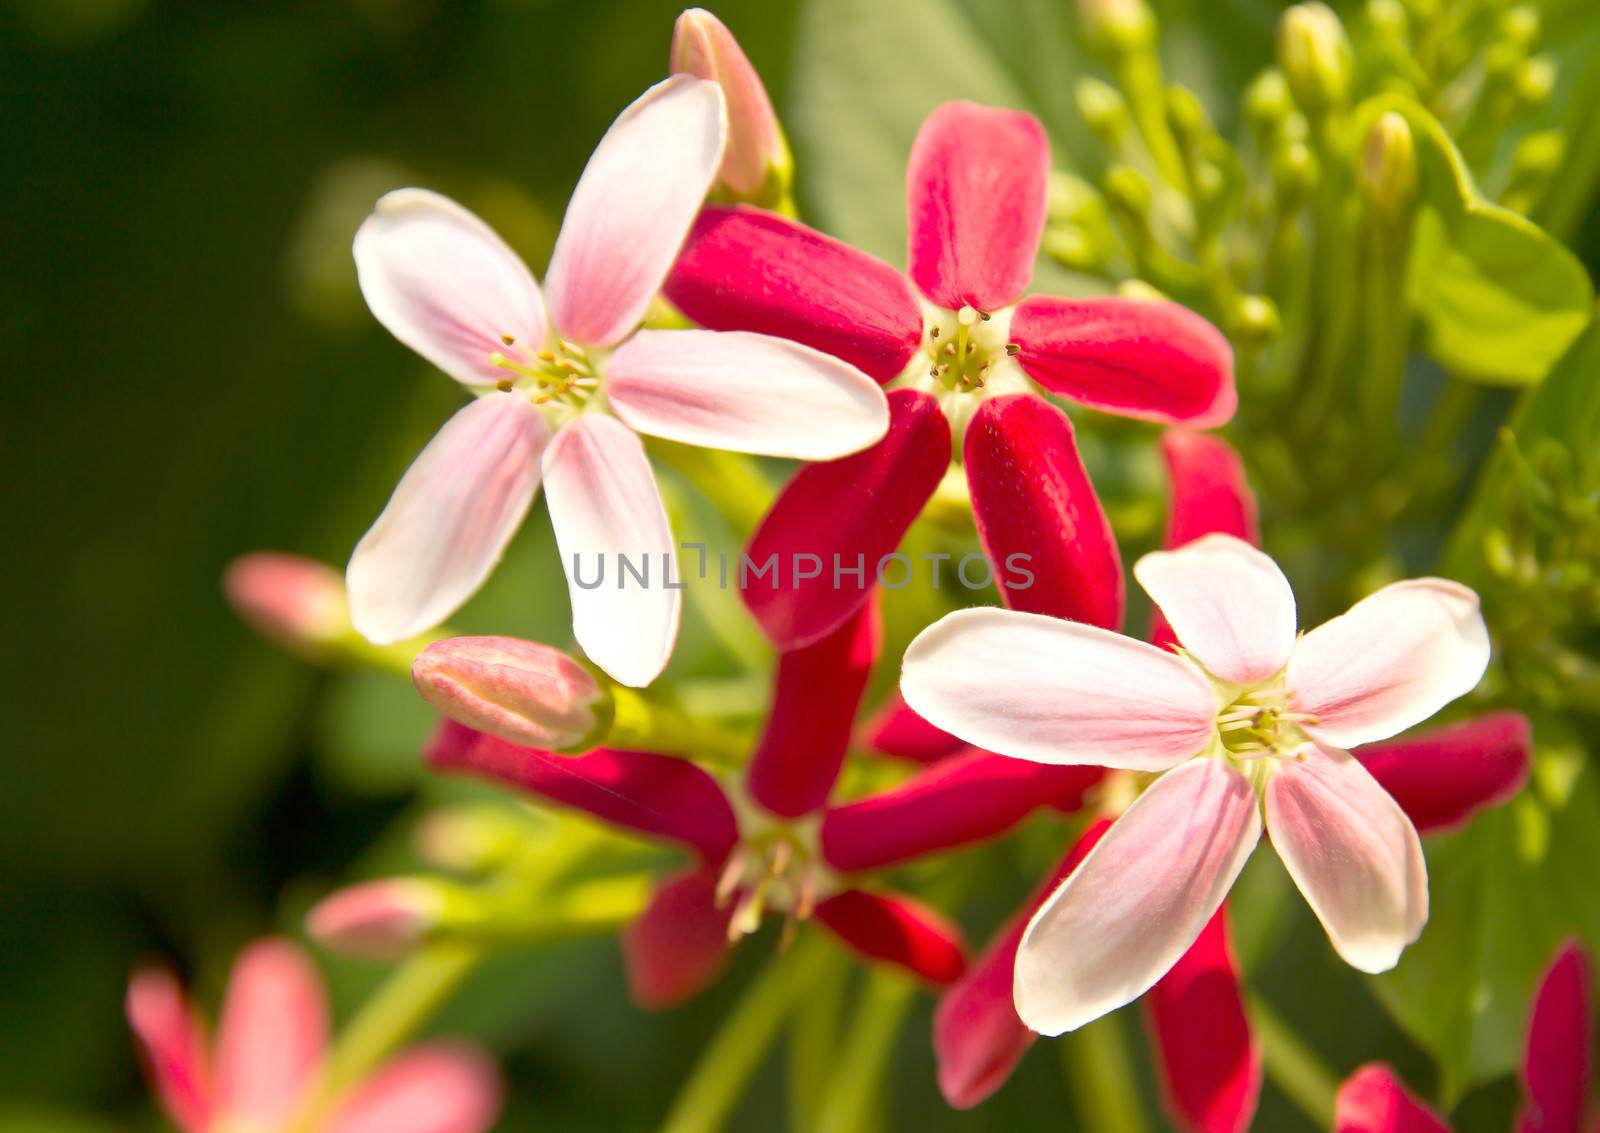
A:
[
  {"xmin": 347, "ymin": 76, "xmax": 888, "ymax": 686},
  {"xmin": 901, "ymin": 533, "xmax": 1490, "ymax": 1034},
  {"xmin": 126, "ymin": 937, "xmax": 499, "ymax": 1133}
]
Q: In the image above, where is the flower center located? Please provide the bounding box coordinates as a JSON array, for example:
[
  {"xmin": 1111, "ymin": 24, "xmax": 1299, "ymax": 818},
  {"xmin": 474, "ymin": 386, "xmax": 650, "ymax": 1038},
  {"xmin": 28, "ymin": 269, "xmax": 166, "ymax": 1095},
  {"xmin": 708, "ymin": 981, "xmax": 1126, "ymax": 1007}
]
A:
[
  {"xmin": 1215, "ymin": 682, "xmax": 1317, "ymax": 763},
  {"xmin": 715, "ymin": 823, "xmax": 834, "ymax": 946},
  {"xmin": 921, "ymin": 303, "xmax": 1019, "ymax": 394},
  {"xmin": 487, "ymin": 334, "xmax": 599, "ymax": 411}
]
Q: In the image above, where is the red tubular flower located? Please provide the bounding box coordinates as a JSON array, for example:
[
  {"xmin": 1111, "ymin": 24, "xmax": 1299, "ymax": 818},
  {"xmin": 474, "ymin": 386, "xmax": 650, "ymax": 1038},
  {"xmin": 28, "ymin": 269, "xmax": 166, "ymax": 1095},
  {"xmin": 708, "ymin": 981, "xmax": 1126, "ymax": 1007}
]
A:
[
  {"xmin": 1355, "ymin": 711, "xmax": 1531, "ymax": 835},
  {"xmin": 1335, "ymin": 1065, "xmax": 1451, "ymax": 1133},
  {"xmin": 621, "ymin": 867, "xmax": 735, "ymax": 1009},
  {"xmin": 667, "ymin": 100, "xmax": 1234, "ymax": 648},
  {"xmin": 1151, "ymin": 430, "xmax": 1258, "ymax": 649},
  {"xmin": 813, "ymin": 890, "xmax": 967, "ymax": 984},
  {"xmin": 860, "ymin": 690, "xmax": 965, "ymax": 764}
]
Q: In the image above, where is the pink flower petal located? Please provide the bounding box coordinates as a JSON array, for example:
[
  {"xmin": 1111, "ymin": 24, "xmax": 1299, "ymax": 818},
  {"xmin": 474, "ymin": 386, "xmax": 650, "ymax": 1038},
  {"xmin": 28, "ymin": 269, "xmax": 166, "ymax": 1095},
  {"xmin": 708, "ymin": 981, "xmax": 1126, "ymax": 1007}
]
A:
[
  {"xmin": 746, "ymin": 595, "xmax": 879, "ymax": 818},
  {"xmin": 543, "ymin": 415, "xmax": 680, "ymax": 687},
  {"xmin": 964, "ymin": 394, "xmax": 1124, "ymax": 628},
  {"xmin": 1356, "ymin": 711, "xmax": 1531, "ymax": 835},
  {"xmin": 860, "ymin": 690, "xmax": 965, "ymax": 764},
  {"xmin": 1011, "ymin": 296, "xmax": 1236, "ymax": 426},
  {"xmin": 1016, "ymin": 759, "xmax": 1261, "ymax": 1035},
  {"xmin": 814, "ymin": 889, "xmax": 967, "ymax": 984},
  {"xmin": 1134, "ymin": 534, "xmax": 1297, "ymax": 686},
  {"xmin": 664, "ymin": 205, "xmax": 923, "ymax": 383},
  {"xmin": 820, "ymin": 748, "xmax": 1102, "ymax": 872},
  {"xmin": 934, "ymin": 820, "xmax": 1111, "ymax": 1108},
  {"xmin": 1335, "ymin": 1065, "xmax": 1452, "ymax": 1133},
  {"xmin": 905, "ymin": 101, "xmax": 1049, "ymax": 311},
  {"xmin": 1265, "ymin": 747, "xmax": 1428, "ymax": 973},
  {"xmin": 326, "ymin": 1043, "xmax": 501, "ymax": 1133},
  {"xmin": 621, "ymin": 868, "xmax": 735, "ymax": 1009},
  {"xmin": 544, "ymin": 76, "xmax": 726, "ymax": 347},
  {"xmin": 348, "ymin": 392, "xmax": 548, "ymax": 645},
  {"xmin": 353, "ymin": 189, "xmax": 548, "ymax": 387},
  {"xmin": 606, "ymin": 329, "xmax": 888, "ymax": 459},
  {"xmin": 214, "ymin": 939, "xmax": 328, "ymax": 1127},
  {"xmin": 669, "ymin": 9, "xmax": 785, "ymax": 197},
  {"xmin": 1146, "ymin": 907, "xmax": 1263, "ymax": 1133},
  {"xmin": 1152, "ymin": 431, "xmax": 1259, "ymax": 650},
  {"xmin": 743, "ymin": 388, "xmax": 949, "ymax": 649},
  {"xmin": 900, "ymin": 607, "xmax": 1217, "ymax": 773},
  {"xmin": 425, "ymin": 720, "xmax": 739, "ymax": 862},
  {"xmin": 125, "ymin": 968, "xmax": 213, "ymax": 1133},
  {"xmin": 1288, "ymin": 579, "xmax": 1491, "ymax": 749},
  {"xmin": 1517, "ymin": 941, "xmax": 1592, "ymax": 1133}
]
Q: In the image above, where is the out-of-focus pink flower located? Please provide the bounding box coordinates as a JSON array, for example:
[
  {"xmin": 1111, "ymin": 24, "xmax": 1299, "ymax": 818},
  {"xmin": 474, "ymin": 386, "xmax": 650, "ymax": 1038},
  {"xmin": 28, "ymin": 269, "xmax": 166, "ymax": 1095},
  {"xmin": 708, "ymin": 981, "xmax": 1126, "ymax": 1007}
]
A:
[
  {"xmin": 670, "ymin": 9, "xmax": 788, "ymax": 201},
  {"xmin": 225, "ymin": 553, "xmax": 348, "ymax": 655},
  {"xmin": 346, "ymin": 77, "xmax": 888, "ymax": 686},
  {"xmin": 1335, "ymin": 1065, "xmax": 1451, "ymax": 1133},
  {"xmin": 126, "ymin": 938, "xmax": 500, "ymax": 1133},
  {"xmin": 305, "ymin": 880, "xmax": 447, "ymax": 961},
  {"xmin": 412, "ymin": 635, "xmax": 603, "ymax": 751},
  {"xmin": 903, "ymin": 532, "xmax": 1490, "ymax": 1035},
  {"xmin": 665, "ymin": 99, "xmax": 1234, "ymax": 648}
]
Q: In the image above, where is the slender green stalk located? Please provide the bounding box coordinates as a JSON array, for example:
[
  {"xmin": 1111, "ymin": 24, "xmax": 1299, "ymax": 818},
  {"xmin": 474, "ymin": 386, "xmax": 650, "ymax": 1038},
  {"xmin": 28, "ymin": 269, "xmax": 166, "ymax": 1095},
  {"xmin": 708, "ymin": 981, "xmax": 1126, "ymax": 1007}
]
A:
[
  {"xmin": 1058, "ymin": 1011, "xmax": 1153, "ymax": 1133},
  {"xmin": 1360, "ymin": 218, "xmax": 1412, "ymax": 457},
  {"xmin": 786, "ymin": 953, "xmax": 848, "ymax": 1133},
  {"xmin": 810, "ymin": 970, "xmax": 919, "ymax": 1133},
  {"xmin": 1247, "ymin": 992, "xmax": 1340, "ymax": 1128},
  {"xmin": 647, "ymin": 437, "xmax": 775, "ymax": 536},
  {"xmin": 608, "ymin": 685, "xmax": 750, "ymax": 768}
]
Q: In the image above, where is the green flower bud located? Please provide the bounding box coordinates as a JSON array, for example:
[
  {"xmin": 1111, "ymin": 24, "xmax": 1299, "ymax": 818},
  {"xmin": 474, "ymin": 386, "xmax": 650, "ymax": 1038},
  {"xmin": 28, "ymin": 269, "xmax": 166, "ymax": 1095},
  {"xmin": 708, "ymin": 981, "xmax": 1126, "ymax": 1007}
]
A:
[
  {"xmin": 1048, "ymin": 172, "xmax": 1108, "ymax": 225},
  {"xmin": 1076, "ymin": 77, "xmax": 1130, "ymax": 146},
  {"xmin": 1361, "ymin": 111, "xmax": 1417, "ymax": 218},
  {"xmin": 1166, "ymin": 85, "xmax": 1213, "ymax": 150},
  {"xmin": 1498, "ymin": 6, "xmax": 1540, "ymax": 51},
  {"xmin": 1366, "ymin": 0, "xmax": 1408, "ymax": 41},
  {"xmin": 1104, "ymin": 164, "xmax": 1152, "ymax": 219},
  {"xmin": 1512, "ymin": 130, "xmax": 1565, "ymax": 180},
  {"xmin": 1278, "ymin": 3, "xmax": 1353, "ymax": 114},
  {"xmin": 1044, "ymin": 225, "xmax": 1107, "ymax": 272},
  {"xmin": 1231, "ymin": 295, "xmax": 1281, "ymax": 344},
  {"xmin": 1272, "ymin": 140, "xmax": 1319, "ymax": 205},
  {"xmin": 1076, "ymin": 0, "xmax": 1156, "ymax": 54},
  {"xmin": 1244, "ymin": 69, "xmax": 1293, "ymax": 133},
  {"xmin": 1514, "ymin": 57, "xmax": 1555, "ymax": 108}
]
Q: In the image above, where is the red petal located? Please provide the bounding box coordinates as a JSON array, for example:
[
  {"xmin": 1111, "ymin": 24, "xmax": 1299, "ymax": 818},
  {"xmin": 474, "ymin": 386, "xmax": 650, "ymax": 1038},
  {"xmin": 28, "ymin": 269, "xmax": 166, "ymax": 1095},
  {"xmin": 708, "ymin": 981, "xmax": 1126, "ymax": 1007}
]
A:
[
  {"xmin": 1011, "ymin": 296, "xmax": 1236, "ymax": 426},
  {"xmin": 820, "ymin": 748, "xmax": 1102, "ymax": 872},
  {"xmin": 426, "ymin": 720, "xmax": 738, "ymax": 862},
  {"xmin": 861, "ymin": 690, "xmax": 965, "ymax": 764},
  {"xmin": 1151, "ymin": 430, "xmax": 1259, "ymax": 650},
  {"xmin": 1145, "ymin": 906, "xmax": 1263, "ymax": 1133},
  {"xmin": 813, "ymin": 890, "xmax": 967, "ymax": 984},
  {"xmin": 746, "ymin": 595, "xmax": 880, "ymax": 818},
  {"xmin": 1518, "ymin": 941, "xmax": 1592, "ymax": 1133},
  {"xmin": 743, "ymin": 388, "xmax": 950, "ymax": 649},
  {"xmin": 621, "ymin": 868, "xmax": 735, "ymax": 1010},
  {"xmin": 1335, "ymin": 1065, "xmax": 1452, "ymax": 1133},
  {"xmin": 933, "ymin": 819, "xmax": 1111, "ymax": 1107},
  {"xmin": 906, "ymin": 101, "xmax": 1049, "ymax": 311},
  {"xmin": 965, "ymin": 394, "xmax": 1124, "ymax": 629},
  {"xmin": 1355, "ymin": 712, "xmax": 1531, "ymax": 835},
  {"xmin": 663, "ymin": 205, "xmax": 922, "ymax": 383}
]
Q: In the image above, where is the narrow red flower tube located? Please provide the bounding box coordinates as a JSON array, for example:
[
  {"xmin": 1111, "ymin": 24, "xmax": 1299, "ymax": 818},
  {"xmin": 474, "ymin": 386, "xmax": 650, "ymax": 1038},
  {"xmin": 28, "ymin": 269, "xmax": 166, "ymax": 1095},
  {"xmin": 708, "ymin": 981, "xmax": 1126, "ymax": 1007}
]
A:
[
  {"xmin": 1010, "ymin": 296, "xmax": 1236, "ymax": 427},
  {"xmin": 1334, "ymin": 1065, "xmax": 1451, "ymax": 1133},
  {"xmin": 965, "ymin": 394, "xmax": 1125, "ymax": 628},
  {"xmin": 743, "ymin": 389, "xmax": 950, "ymax": 649},
  {"xmin": 1354, "ymin": 711, "xmax": 1531, "ymax": 835},
  {"xmin": 1152, "ymin": 430, "xmax": 1258, "ymax": 649},
  {"xmin": 745, "ymin": 595, "xmax": 880, "ymax": 818},
  {"xmin": 861, "ymin": 690, "xmax": 965, "ymax": 764},
  {"xmin": 664, "ymin": 205, "xmax": 923, "ymax": 383},
  {"xmin": 905, "ymin": 101, "xmax": 1049, "ymax": 312},
  {"xmin": 426, "ymin": 720, "xmax": 738, "ymax": 863},
  {"xmin": 621, "ymin": 868, "xmax": 735, "ymax": 1010},
  {"xmin": 1145, "ymin": 907, "xmax": 1262, "ymax": 1133},
  {"xmin": 933, "ymin": 819, "xmax": 1110, "ymax": 1108},
  {"xmin": 1517, "ymin": 941, "xmax": 1592, "ymax": 1133},
  {"xmin": 820, "ymin": 749, "xmax": 1103, "ymax": 872},
  {"xmin": 814, "ymin": 890, "xmax": 967, "ymax": 985}
]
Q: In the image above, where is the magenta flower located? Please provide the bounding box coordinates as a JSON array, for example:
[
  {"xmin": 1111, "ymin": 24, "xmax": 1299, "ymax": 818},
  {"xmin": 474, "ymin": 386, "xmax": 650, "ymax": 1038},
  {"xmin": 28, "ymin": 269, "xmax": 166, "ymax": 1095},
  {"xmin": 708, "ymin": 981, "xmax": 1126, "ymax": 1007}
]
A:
[
  {"xmin": 425, "ymin": 599, "xmax": 1098, "ymax": 1005},
  {"xmin": 346, "ymin": 76, "xmax": 888, "ymax": 686},
  {"xmin": 126, "ymin": 937, "xmax": 500, "ymax": 1133},
  {"xmin": 663, "ymin": 99, "xmax": 1235, "ymax": 647}
]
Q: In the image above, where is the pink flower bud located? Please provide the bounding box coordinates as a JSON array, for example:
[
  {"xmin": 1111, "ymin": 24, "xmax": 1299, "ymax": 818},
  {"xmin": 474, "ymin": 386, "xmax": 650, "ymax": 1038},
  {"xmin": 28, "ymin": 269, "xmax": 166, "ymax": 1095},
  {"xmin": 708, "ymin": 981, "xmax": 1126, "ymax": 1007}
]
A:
[
  {"xmin": 306, "ymin": 879, "xmax": 444, "ymax": 960},
  {"xmin": 412, "ymin": 636, "xmax": 604, "ymax": 751},
  {"xmin": 224, "ymin": 552, "xmax": 348, "ymax": 653},
  {"xmin": 671, "ymin": 8, "xmax": 789, "ymax": 200}
]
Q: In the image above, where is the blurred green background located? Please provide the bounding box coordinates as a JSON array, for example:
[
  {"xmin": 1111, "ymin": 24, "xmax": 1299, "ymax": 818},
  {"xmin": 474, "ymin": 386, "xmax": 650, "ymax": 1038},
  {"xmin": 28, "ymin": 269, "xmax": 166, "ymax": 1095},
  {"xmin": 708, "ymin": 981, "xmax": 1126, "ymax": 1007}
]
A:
[{"xmin": 3, "ymin": 0, "xmax": 1597, "ymax": 1129}]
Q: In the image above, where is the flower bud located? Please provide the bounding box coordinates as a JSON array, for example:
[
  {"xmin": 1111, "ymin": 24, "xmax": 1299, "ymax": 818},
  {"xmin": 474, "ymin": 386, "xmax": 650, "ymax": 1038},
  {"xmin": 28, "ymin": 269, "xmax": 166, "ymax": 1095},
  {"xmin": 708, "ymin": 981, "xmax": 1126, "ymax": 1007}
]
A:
[
  {"xmin": 414, "ymin": 804, "xmax": 535, "ymax": 874},
  {"xmin": 1278, "ymin": 3, "xmax": 1352, "ymax": 115},
  {"xmin": 413, "ymin": 636, "xmax": 605, "ymax": 751},
  {"xmin": 1361, "ymin": 111, "xmax": 1417, "ymax": 219},
  {"xmin": 1244, "ymin": 69, "xmax": 1293, "ymax": 134},
  {"xmin": 1076, "ymin": 0, "xmax": 1156, "ymax": 54},
  {"xmin": 671, "ymin": 8, "xmax": 790, "ymax": 203},
  {"xmin": 1273, "ymin": 139, "xmax": 1319, "ymax": 205},
  {"xmin": 1074, "ymin": 78, "xmax": 1130, "ymax": 147},
  {"xmin": 1104, "ymin": 164, "xmax": 1152, "ymax": 219},
  {"xmin": 224, "ymin": 552, "xmax": 348, "ymax": 655},
  {"xmin": 306, "ymin": 879, "xmax": 447, "ymax": 960}
]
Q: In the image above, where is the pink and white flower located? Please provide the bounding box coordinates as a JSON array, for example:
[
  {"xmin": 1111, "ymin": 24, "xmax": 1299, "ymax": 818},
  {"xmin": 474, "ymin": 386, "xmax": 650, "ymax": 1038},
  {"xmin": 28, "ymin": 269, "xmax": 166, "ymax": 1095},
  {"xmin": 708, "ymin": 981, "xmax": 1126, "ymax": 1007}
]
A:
[
  {"xmin": 126, "ymin": 937, "xmax": 500, "ymax": 1133},
  {"xmin": 901, "ymin": 533, "xmax": 1491, "ymax": 1034},
  {"xmin": 347, "ymin": 76, "xmax": 888, "ymax": 686}
]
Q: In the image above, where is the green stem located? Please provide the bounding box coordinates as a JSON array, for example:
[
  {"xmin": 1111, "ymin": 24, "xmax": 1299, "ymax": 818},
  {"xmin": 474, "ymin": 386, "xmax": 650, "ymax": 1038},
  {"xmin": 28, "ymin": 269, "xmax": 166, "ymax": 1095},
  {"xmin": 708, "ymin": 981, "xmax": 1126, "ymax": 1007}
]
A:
[
  {"xmin": 659, "ymin": 934, "xmax": 833, "ymax": 1133},
  {"xmin": 811, "ymin": 970, "xmax": 919, "ymax": 1133},
  {"xmin": 1058, "ymin": 1011, "xmax": 1153, "ymax": 1133},
  {"xmin": 1246, "ymin": 993, "xmax": 1340, "ymax": 1129},
  {"xmin": 786, "ymin": 953, "xmax": 848, "ymax": 1132},
  {"xmin": 647, "ymin": 437, "xmax": 775, "ymax": 536},
  {"xmin": 1295, "ymin": 119, "xmax": 1359, "ymax": 441},
  {"xmin": 607, "ymin": 685, "xmax": 749, "ymax": 768},
  {"xmin": 1360, "ymin": 216, "xmax": 1412, "ymax": 456}
]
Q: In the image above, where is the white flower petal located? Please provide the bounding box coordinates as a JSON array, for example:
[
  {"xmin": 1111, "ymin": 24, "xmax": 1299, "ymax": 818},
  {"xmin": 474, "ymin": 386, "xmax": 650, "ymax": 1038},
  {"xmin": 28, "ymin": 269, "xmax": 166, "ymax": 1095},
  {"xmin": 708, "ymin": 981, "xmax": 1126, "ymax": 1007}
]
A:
[
  {"xmin": 607, "ymin": 329, "xmax": 889, "ymax": 459},
  {"xmin": 544, "ymin": 76, "xmax": 726, "ymax": 348},
  {"xmin": 348, "ymin": 393, "xmax": 547, "ymax": 644},
  {"xmin": 543, "ymin": 416, "xmax": 681, "ymax": 687},
  {"xmin": 1015, "ymin": 759, "xmax": 1261, "ymax": 1035},
  {"xmin": 1266, "ymin": 747, "xmax": 1428, "ymax": 973},
  {"xmin": 900, "ymin": 607, "xmax": 1218, "ymax": 772},
  {"xmin": 354, "ymin": 188, "xmax": 547, "ymax": 386},
  {"xmin": 1287, "ymin": 578, "xmax": 1490, "ymax": 748},
  {"xmin": 1134, "ymin": 533, "xmax": 1297, "ymax": 684}
]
